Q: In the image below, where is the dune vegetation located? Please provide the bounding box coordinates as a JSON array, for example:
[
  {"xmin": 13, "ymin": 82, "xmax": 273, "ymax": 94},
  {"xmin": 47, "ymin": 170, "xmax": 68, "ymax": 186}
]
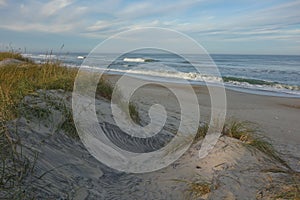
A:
[
  {"xmin": 187, "ymin": 119, "xmax": 300, "ymax": 199},
  {"xmin": 0, "ymin": 52, "xmax": 116, "ymax": 198}
]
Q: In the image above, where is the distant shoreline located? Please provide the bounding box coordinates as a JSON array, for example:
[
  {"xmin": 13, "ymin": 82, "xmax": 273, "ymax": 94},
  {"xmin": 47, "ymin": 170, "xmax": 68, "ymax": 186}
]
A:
[
  {"xmin": 21, "ymin": 52, "xmax": 300, "ymax": 98},
  {"xmin": 100, "ymin": 71, "xmax": 300, "ymax": 99}
]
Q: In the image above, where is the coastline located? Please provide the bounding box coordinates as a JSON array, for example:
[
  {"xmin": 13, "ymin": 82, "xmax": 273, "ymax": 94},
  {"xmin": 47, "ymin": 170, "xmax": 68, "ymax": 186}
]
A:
[
  {"xmin": 21, "ymin": 52, "xmax": 300, "ymax": 98},
  {"xmin": 1, "ymin": 55, "xmax": 299, "ymax": 198}
]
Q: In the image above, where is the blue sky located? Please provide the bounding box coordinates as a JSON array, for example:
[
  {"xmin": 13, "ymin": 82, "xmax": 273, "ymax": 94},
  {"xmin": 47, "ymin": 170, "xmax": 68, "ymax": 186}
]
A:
[{"xmin": 0, "ymin": 0, "xmax": 299, "ymax": 54}]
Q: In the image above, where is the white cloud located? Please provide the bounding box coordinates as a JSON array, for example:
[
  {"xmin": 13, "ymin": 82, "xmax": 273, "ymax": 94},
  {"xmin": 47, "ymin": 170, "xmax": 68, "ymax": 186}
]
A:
[
  {"xmin": 86, "ymin": 20, "xmax": 116, "ymax": 32},
  {"xmin": 120, "ymin": 2, "xmax": 153, "ymax": 16},
  {"xmin": 0, "ymin": 0, "xmax": 299, "ymax": 48},
  {"xmin": 0, "ymin": 0, "xmax": 6, "ymax": 7},
  {"xmin": 0, "ymin": 22, "xmax": 79, "ymax": 33},
  {"xmin": 117, "ymin": 0, "xmax": 205, "ymax": 19},
  {"xmin": 40, "ymin": 0, "xmax": 73, "ymax": 17}
]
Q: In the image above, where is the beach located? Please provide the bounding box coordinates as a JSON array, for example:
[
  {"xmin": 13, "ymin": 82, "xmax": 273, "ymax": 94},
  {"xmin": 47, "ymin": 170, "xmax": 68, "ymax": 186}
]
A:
[
  {"xmin": 1, "ymin": 0, "xmax": 300, "ymax": 198},
  {"xmin": 105, "ymin": 74, "xmax": 300, "ymax": 170},
  {"xmin": 1, "ymin": 54, "xmax": 299, "ymax": 199},
  {"xmin": 224, "ymin": 88, "xmax": 300, "ymax": 161},
  {"xmin": 199, "ymin": 84, "xmax": 300, "ymax": 159}
]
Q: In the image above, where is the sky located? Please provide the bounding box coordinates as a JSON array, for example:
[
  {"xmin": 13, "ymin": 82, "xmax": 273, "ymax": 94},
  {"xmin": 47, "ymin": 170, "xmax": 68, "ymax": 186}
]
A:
[{"xmin": 0, "ymin": 0, "xmax": 299, "ymax": 55}]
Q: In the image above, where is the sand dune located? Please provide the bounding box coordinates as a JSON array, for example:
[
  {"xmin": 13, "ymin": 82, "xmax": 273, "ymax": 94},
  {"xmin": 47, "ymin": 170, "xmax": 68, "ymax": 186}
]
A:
[{"xmin": 5, "ymin": 75, "xmax": 299, "ymax": 199}]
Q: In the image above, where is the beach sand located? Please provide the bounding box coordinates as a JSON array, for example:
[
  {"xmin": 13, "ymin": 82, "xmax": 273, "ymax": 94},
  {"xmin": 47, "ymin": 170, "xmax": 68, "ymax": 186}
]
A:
[
  {"xmin": 196, "ymin": 85, "xmax": 300, "ymax": 170},
  {"xmin": 106, "ymin": 74, "xmax": 300, "ymax": 165},
  {"xmin": 6, "ymin": 74, "xmax": 300, "ymax": 199}
]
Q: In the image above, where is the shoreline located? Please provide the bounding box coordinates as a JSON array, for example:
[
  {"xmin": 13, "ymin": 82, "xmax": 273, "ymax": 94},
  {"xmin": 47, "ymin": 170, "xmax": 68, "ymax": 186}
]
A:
[
  {"xmin": 88, "ymin": 69, "xmax": 300, "ymax": 99},
  {"xmin": 103, "ymin": 72, "xmax": 300, "ymax": 99},
  {"xmin": 19, "ymin": 52, "xmax": 300, "ymax": 98}
]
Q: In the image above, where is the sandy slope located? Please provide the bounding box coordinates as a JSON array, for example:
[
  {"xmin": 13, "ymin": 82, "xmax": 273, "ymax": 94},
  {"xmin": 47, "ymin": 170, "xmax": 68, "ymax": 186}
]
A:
[
  {"xmin": 193, "ymin": 85, "xmax": 300, "ymax": 171},
  {"xmin": 6, "ymin": 75, "xmax": 300, "ymax": 199}
]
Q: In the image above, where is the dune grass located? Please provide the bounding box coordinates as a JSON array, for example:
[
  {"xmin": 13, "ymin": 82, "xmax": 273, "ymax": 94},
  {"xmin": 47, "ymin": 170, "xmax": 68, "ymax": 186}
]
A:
[
  {"xmin": 194, "ymin": 119, "xmax": 289, "ymax": 168},
  {"xmin": 0, "ymin": 121, "xmax": 39, "ymax": 199},
  {"xmin": 0, "ymin": 52, "xmax": 79, "ymax": 198},
  {"xmin": 172, "ymin": 176, "xmax": 212, "ymax": 199},
  {"xmin": 129, "ymin": 102, "xmax": 140, "ymax": 124},
  {"xmin": 258, "ymin": 172, "xmax": 300, "ymax": 200},
  {"xmin": 0, "ymin": 51, "xmax": 141, "ymax": 198},
  {"xmin": 180, "ymin": 120, "xmax": 297, "ymax": 199},
  {"xmin": 194, "ymin": 123, "xmax": 209, "ymax": 143},
  {"xmin": 0, "ymin": 52, "xmax": 33, "ymax": 63},
  {"xmin": 221, "ymin": 120, "xmax": 291, "ymax": 169},
  {"xmin": 0, "ymin": 60, "xmax": 77, "ymax": 121},
  {"xmin": 0, "ymin": 52, "xmax": 117, "ymax": 121},
  {"xmin": 96, "ymin": 79, "xmax": 114, "ymax": 100},
  {"xmin": 275, "ymin": 183, "xmax": 300, "ymax": 200},
  {"xmin": 0, "ymin": 52, "xmax": 117, "ymax": 198}
]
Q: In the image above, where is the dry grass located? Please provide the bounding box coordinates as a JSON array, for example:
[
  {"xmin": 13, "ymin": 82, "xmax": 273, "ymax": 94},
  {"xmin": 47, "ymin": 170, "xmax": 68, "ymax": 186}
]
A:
[
  {"xmin": 96, "ymin": 79, "xmax": 114, "ymax": 100},
  {"xmin": 221, "ymin": 120, "xmax": 291, "ymax": 169},
  {"xmin": 257, "ymin": 173, "xmax": 300, "ymax": 200},
  {"xmin": 0, "ymin": 52, "xmax": 78, "ymax": 198},
  {"xmin": 176, "ymin": 119, "xmax": 297, "ymax": 199},
  {"xmin": 275, "ymin": 185, "xmax": 300, "ymax": 200},
  {"xmin": 222, "ymin": 120, "xmax": 256, "ymax": 142},
  {"xmin": 0, "ymin": 60, "xmax": 77, "ymax": 121},
  {"xmin": 194, "ymin": 123, "xmax": 209, "ymax": 143},
  {"xmin": 172, "ymin": 177, "xmax": 212, "ymax": 199},
  {"xmin": 0, "ymin": 122, "xmax": 39, "ymax": 199},
  {"xmin": 0, "ymin": 52, "xmax": 116, "ymax": 199},
  {"xmin": 193, "ymin": 119, "xmax": 290, "ymax": 169},
  {"xmin": 277, "ymin": 173, "xmax": 300, "ymax": 199},
  {"xmin": 0, "ymin": 52, "xmax": 32, "ymax": 63}
]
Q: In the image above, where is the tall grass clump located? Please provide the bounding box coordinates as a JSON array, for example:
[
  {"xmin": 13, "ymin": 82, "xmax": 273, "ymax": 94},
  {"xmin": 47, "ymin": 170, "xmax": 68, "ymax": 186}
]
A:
[
  {"xmin": 275, "ymin": 180, "xmax": 300, "ymax": 200},
  {"xmin": 0, "ymin": 122, "xmax": 39, "ymax": 199},
  {"xmin": 185, "ymin": 120, "xmax": 297, "ymax": 199},
  {"xmin": 96, "ymin": 79, "xmax": 114, "ymax": 100},
  {"xmin": 0, "ymin": 52, "xmax": 32, "ymax": 63},
  {"xmin": 109, "ymin": 85, "xmax": 140, "ymax": 125},
  {"xmin": 194, "ymin": 119, "xmax": 290, "ymax": 169},
  {"xmin": 194, "ymin": 123, "xmax": 209, "ymax": 143},
  {"xmin": 222, "ymin": 120, "xmax": 256, "ymax": 142},
  {"xmin": 0, "ymin": 52, "xmax": 78, "ymax": 198},
  {"xmin": 222, "ymin": 120, "xmax": 290, "ymax": 169},
  {"xmin": 0, "ymin": 57, "xmax": 77, "ymax": 121},
  {"xmin": 0, "ymin": 52, "xmax": 115, "ymax": 198}
]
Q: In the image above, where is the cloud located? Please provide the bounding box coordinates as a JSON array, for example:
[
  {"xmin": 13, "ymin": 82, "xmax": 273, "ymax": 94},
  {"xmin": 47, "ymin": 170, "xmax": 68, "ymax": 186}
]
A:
[
  {"xmin": 238, "ymin": 1, "xmax": 300, "ymax": 27},
  {"xmin": 86, "ymin": 20, "xmax": 118, "ymax": 32},
  {"xmin": 0, "ymin": 22, "xmax": 80, "ymax": 33},
  {"xmin": 160, "ymin": 1, "xmax": 300, "ymax": 44},
  {"xmin": 0, "ymin": 0, "xmax": 6, "ymax": 7},
  {"xmin": 0, "ymin": 0, "xmax": 299, "ymax": 54},
  {"xmin": 117, "ymin": 0, "xmax": 204, "ymax": 19},
  {"xmin": 0, "ymin": 0, "xmax": 88, "ymax": 33},
  {"xmin": 40, "ymin": 0, "xmax": 73, "ymax": 17}
]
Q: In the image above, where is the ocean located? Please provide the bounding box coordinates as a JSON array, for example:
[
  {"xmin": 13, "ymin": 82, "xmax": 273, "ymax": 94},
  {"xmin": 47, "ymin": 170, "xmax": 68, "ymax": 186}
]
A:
[{"xmin": 22, "ymin": 52, "xmax": 300, "ymax": 98}]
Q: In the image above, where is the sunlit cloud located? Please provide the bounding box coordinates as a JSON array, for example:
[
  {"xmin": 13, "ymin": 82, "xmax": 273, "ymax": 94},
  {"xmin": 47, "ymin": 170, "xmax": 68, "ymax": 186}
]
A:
[{"xmin": 0, "ymin": 0, "xmax": 299, "ymax": 54}]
